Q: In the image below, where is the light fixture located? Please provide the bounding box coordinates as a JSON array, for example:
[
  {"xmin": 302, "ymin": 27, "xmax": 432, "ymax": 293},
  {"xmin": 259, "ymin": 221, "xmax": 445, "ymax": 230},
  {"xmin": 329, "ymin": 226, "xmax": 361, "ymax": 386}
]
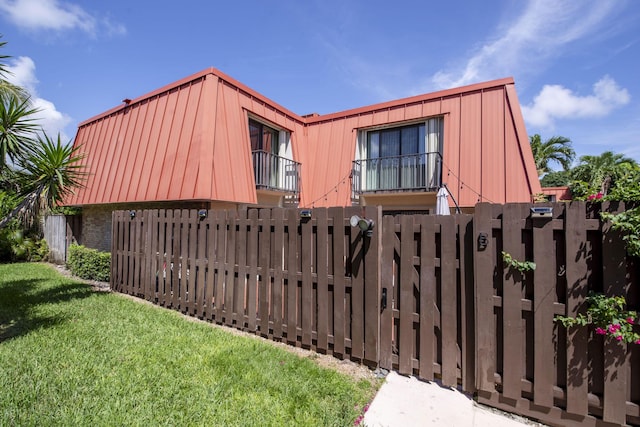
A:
[
  {"xmin": 350, "ymin": 215, "xmax": 375, "ymax": 237},
  {"xmin": 300, "ymin": 209, "xmax": 312, "ymax": 219},
  {"xmin": 198, "ymin": 209, "xmax": 207, "ymax": 220},
  {"xmin": 530, "ymin": 206, "xmax": 553, "ymax": 218},
  {"xmin": 129, "ymin": 211, "xmax": 136, "ymax": 219}
]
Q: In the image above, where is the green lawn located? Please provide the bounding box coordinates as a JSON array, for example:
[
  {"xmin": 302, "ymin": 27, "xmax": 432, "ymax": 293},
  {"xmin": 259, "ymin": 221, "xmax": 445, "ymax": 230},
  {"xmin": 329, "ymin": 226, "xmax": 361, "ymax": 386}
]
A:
[{"xmin": 0, "ymin": 263, "xmax": 377, "ymax": 426}]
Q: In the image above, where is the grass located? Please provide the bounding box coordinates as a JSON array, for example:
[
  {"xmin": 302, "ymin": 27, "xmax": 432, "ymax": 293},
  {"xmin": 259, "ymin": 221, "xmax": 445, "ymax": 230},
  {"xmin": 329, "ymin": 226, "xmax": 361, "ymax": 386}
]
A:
[{"xmin": 0, "ymin": 263, "xmax": 377, "ymax": 426}]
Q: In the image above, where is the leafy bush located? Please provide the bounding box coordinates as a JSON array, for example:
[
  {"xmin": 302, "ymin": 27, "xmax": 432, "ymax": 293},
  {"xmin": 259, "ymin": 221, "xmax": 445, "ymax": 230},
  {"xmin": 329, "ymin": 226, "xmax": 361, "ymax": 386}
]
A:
[
  {"xmin": 0, "ymin": 228, "xmax": 48, "ymax": 262},
  {"xmin": 67, "ymin": 244, "xmax": 110, "ymax": 282},
  {"xmin": 556, "ymin": 293, "xmax": 640, "ymax": 344}
]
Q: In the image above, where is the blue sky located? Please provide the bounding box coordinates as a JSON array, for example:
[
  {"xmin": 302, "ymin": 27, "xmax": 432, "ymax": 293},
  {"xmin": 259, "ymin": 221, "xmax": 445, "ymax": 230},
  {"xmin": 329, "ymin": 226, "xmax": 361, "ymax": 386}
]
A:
[{"xmin": 1, "ymin": 0, "xmax": 639, "ymax": 166}]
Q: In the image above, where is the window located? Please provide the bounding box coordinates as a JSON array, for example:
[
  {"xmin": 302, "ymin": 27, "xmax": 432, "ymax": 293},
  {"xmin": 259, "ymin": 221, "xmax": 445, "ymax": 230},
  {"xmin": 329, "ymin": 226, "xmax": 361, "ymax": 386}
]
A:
[
  {"xmin": 248, "ymin": 117, "xmax": 300, "ymax": 195},
  {"xmin": 249, "ymin": 119, "xmax": 279, "ymax": 154},
  {"xmin": 354, "ymin": 117, "xmax": 443, "ymax": 192}
]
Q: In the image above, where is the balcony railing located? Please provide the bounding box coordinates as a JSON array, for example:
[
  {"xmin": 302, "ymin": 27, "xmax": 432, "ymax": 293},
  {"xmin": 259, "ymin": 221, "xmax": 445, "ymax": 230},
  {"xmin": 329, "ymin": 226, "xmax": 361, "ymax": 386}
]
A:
[
  {"xmin": 252, "ymin": 150, "xmax": 301, "ymax": 195},
  {"xmin": 351, "ymin": 152, "xmax": 442, "ymax": 196}
]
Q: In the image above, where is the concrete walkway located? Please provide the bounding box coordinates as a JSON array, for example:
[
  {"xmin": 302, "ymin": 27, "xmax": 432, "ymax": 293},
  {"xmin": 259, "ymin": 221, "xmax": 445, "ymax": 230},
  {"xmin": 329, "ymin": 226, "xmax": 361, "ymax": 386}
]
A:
[{"xmin": 363, "ymin": 372, "xmax": 545, "ymax": 427}]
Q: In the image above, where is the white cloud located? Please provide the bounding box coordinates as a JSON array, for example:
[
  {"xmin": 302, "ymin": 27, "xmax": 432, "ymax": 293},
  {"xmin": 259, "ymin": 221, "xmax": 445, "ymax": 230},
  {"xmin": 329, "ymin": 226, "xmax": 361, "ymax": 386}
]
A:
[
  {"xmin": 0, "ymin": 0, "xmax": 125, "ymax": 37},
  {"xmin": 521, "ymin": 76, "xmax": 630, "ymax": 128},
  {"xmin": 430, "ymin": 0, "xmax": 619, "ymax": 89},
  {"xmin": 6, "ymin": 56, "xmax": 73, "ymax": 141}
]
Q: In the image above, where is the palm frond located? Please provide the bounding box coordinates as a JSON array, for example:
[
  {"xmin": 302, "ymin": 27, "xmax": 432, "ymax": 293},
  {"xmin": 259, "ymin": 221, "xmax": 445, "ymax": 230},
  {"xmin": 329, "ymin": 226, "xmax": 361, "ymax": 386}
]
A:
[{"xmin": 0, "ymin": 95, "xmax": 41, "ymax": 172}]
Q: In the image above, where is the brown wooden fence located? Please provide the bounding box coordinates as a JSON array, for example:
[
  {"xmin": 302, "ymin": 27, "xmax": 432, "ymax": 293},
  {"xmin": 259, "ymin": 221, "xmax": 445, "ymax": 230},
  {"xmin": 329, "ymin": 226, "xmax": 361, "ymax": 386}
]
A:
[{"xmin": 111, "ymin": 202, "xmax": 639, "ymax": 427}]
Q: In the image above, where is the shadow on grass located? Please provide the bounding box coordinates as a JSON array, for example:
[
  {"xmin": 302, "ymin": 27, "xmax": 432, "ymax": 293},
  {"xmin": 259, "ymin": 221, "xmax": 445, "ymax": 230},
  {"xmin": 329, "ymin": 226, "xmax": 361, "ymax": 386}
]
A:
[{"xmin": 0, "ymin": 275, "xmax": 104, "ymax": 343}]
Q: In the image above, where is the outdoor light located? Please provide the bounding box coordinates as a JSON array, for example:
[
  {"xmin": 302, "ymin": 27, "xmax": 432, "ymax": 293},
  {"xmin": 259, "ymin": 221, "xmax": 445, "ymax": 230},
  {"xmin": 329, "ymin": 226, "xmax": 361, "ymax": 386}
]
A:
[
  {"xmin": 129, "ymin": 211, "xmax": 136, "ymax": 219},
  {"xmin": 350, "ymin": 215, "xmax": 375, "ymax": 237},
  {"xmin": 530, "ymin": 206, "xmax": 553, "ymax": 218},
  {"xmin": 477, "ymin": 232, "xmax": 488, "ymax": 250},
  {"xmin": 198, "ymin": 209, "xmax": 207, "ymax": 220},
  {"xmin": 300, "ymin": 209, "xmax": 312, "ymax": 219}
]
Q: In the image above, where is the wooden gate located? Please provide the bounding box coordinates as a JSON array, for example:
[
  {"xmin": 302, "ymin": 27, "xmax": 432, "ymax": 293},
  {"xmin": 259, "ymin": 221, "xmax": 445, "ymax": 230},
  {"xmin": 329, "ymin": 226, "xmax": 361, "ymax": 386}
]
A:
[{"xmin": 377, "ymin": 213, "xmax": 476, "ymax": 390}]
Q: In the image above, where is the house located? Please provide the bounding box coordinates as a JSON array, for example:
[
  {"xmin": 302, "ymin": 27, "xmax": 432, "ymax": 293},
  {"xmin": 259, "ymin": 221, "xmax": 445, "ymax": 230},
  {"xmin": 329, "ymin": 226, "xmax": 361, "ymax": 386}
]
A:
[
  {"xmin": 65, "ymin": 68, "xmax": 541, "ymax": 251},
  {"xmin": 540, "ymin": 186, "xmax": 572, "ymax": 202}
]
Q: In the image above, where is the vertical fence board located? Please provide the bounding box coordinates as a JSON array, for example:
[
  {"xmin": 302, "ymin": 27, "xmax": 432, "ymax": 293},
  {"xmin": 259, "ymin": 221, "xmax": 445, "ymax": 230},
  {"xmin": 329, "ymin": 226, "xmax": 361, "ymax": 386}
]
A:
[
  {"xmin": 285, "ymin": 209, "xmax": 298, "ymax": 343},
  {"xmin": 247, "ymin": 209, "xmax": 259, "ymax": 331},
  {"xmin": 418, "ymin": 215, "xmax": 436, "ymax": 380},
  {"xmin": 379, "ymin": 214, "xmax": 396, "ymax": 370},
  {"xmin": 564, "ymin": 202, "xmax": 589, "ymax": 416},
  {"xmin": 145, "ymin": 210, "xmax": 155, "ymax": 301},
  {"xmin": 363, "ymin": 205, "xmax": 381, "ymax": 365},
  {"xmin": 123, "ymin": 211, "xmax": 132, "ymax": 294},
  {"xmin": 177, "ymin": 210, "xmax": 188, "ymax": 310},
  {"xmin": 440, "ymin": 215, "xmax": 458, "ymax": 387},
  {"xmin": 196, "ymin": 212, "xmax": 208, "ymax": 317},
  {"xmin": 301, "ymin": 209, "xmax": 313, "ymax": 347},
  {"xmin": 316, "ymin": 208, "xmax": 329, "ymax": 352},
  {"xmin": 330, "ymin": 207, "xmax": 346, "ymax": 357},
  {"xmin": 224, "ymin": 210, "xmax": 237, "ymax": 326},
  {"xmin": 502, "ymin": 204, "xmax": 525, "ymax": 400},
  {"xmin": 241, "ymin": 209, "xmax": 257, "ymax": 331},
  {"xmin": 272, "ymin": 208, "xmax": 284, "ymax": 339},
  {"xmin": 214, "ymin": 211, "xmax": 227, "ymax": 322},
  {"xmin": 532, "ymin": 214, "xmax": 555, "ymax": 408},
  {"xmin": 135, "ymin": 211, "xmax": 144, "ymax": 296},
  {"xmin": 350, "ymin": 213, "xmax": 365, "ymax": 361},
  {"xmin": 398, "ymin": 215, "xmax": 414, "ymax": 375},
  {"xmin": 258, "ymin": 209, "xmax": 271, "ymax": 336},
  {"xmin": 602, "ymin": 201, "xmax": 630, "ymax": 425},
  {"xmin": 158, "ymin": 210, "xmax": 168, "ymax": 306},
  {"xmin": 474, "ymin": 203, "xmax": 496, "ymax": 392},
  {"xmin": 458, "ymin": 214, "xmax": 476, "ymax": 393},
  {"xmin": 169, "ymin": 210, "xmax": 180, "ymax": 308}
]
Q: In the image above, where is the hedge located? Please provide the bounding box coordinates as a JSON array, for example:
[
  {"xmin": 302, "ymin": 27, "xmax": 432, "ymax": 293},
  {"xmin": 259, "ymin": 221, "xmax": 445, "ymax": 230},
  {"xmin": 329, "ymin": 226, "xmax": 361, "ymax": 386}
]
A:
[{"xmin": 67, "ymin": 244, "xmax": 110, "ymax": 282}]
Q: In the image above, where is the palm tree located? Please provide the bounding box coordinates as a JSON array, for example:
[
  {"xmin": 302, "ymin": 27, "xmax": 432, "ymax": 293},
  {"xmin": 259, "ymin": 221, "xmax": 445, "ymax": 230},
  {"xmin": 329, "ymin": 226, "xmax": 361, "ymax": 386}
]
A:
[
  {"xmin": 0, "ymin": 36, "xmax": 31, "ymax": 104},
  {"xmin": 0, "ymin": 133, "xmax": 86, "ymax": 229},
  {"xmin": 529, "ymin": 134, "xmax": 575, "ymax": 176},
  {"xmin": 0, "ymin": 95, "xmax": 41, "ymax": 173},
  {"xmin": 0, "ymin": 36, "xmax": 39, "ymax": 174},
  {"xmin": 571, "ymin": 151, "xmax": 638, "ymax": 195}
]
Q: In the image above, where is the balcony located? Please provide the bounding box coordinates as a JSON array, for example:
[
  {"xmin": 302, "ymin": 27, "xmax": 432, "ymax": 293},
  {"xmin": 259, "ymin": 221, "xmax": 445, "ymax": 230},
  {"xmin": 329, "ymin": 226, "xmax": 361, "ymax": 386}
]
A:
[
  {"xmin": 351, "ymin": 152, "xmax": 442, "ymax": 197},
  {"xmin": 252, "ymin": 150, "xmax": 301, "ymax": 196}
]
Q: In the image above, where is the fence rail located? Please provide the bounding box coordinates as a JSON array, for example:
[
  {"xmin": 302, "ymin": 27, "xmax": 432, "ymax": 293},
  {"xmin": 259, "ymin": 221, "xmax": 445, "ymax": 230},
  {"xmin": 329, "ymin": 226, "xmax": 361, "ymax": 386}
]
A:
[{"xmin": 111, "ymin": 202, "xmax": 639, "ymax": 427}]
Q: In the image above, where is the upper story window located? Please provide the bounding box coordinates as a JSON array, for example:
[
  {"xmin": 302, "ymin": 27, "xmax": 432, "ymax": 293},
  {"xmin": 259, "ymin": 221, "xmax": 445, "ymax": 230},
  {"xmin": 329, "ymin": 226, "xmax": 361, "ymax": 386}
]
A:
[
  {"xmin": 249, "ymin": 119, "xmax": 279, "ymax": 154},
  {"xmin": 366, "ymin": 123, "xmax": 425, "ymax": 159},
  {"xmin": 248, "ymin": 117, "xmax": 300, "ymax": 196},
  {"xmin": 352, "ymin": 117, "xmax": 443, "ymax": 194}
]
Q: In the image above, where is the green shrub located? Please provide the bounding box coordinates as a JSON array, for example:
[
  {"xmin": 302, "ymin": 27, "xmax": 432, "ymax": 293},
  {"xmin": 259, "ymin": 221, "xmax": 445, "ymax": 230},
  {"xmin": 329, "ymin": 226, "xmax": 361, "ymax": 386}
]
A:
[
  {"xmin": 0, "ymin": 228, "xmax": 49, "ymax": 262},
  {"xmin": 67, "ymin": 244, "xmax": 110, "ymax": 282}
]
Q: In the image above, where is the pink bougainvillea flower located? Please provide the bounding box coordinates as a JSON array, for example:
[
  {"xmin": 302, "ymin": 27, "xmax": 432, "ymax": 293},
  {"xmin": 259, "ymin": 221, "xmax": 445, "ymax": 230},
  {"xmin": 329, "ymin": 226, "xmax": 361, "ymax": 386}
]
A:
[
  {"xmin": 587, "ymin": 194, "xmax": 596, "ymax": 201},
  {"xmin": 627, "ymin": 317, "xmax": 635, "ymax": 325},
  {"xmin": 595, "ymin": 327, "xmax": 607, "ymax": 335},
  {"xmin": 595, "ymin": 192, "xmax": 603, "ymax": 199},
  {"xmin": 635, "ymin": 339, "xmax": 640, "ymax": 345},
  {"xmin": 616, "ymin": 335, "xmax": 623, "ymax": 341}
]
